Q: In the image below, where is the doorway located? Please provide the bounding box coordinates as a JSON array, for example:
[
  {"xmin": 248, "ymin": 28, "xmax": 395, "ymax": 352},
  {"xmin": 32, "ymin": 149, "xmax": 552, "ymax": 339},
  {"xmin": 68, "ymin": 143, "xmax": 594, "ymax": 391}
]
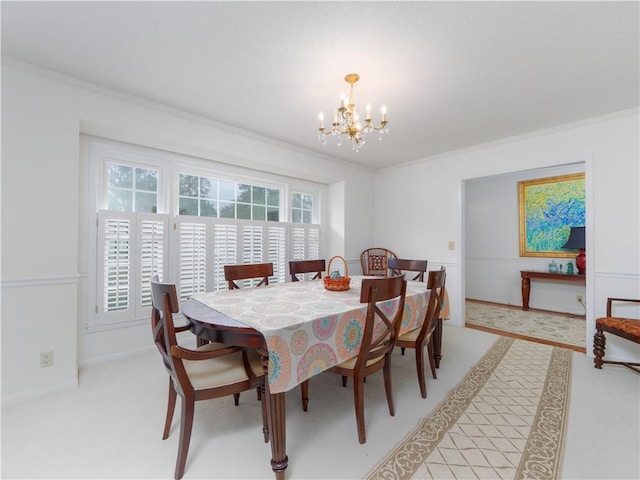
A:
[{"xmin": 460, "ymin": 161, "xmax": 590, "ymax": 349}]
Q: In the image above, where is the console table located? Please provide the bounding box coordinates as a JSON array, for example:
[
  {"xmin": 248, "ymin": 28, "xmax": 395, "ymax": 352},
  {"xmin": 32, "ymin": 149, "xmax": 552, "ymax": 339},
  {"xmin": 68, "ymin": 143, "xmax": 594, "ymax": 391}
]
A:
[{"xmin": 520, "ymin": 270, "xmax": 585, "ymax": 311}]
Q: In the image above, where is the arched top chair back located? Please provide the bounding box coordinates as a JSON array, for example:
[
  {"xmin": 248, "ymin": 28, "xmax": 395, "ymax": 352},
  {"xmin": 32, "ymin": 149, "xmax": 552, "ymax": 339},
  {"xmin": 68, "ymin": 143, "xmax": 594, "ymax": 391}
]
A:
[
  {"xmin": 360, "ymin": 247, "xmax": 398, "ymax": 277},
  {"xmin": 357, "ymin": 275, "xmax": 407, "ymax": 369},
  {"xmin": 224, "ymin": 262, "xmax": 273, "ymax": 290},
  {"xmin": 388, "ymin": 258, "xmax": 428, "ymax": 281},
  {"xmin": 289, "ymin": 259, "xmax": 326, "ymax": 282}
]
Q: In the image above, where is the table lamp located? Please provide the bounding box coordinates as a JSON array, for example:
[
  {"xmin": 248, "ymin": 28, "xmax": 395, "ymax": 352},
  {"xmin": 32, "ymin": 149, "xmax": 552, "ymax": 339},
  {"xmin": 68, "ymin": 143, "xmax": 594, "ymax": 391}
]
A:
[{"xmin": 562, "ymin": 226, "xmax": 586, "ymax": 274}]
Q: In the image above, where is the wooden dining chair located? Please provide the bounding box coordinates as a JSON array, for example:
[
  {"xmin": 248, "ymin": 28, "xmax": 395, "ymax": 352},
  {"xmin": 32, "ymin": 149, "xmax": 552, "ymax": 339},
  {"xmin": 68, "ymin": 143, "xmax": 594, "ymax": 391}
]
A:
[
  {"xmin": 224, "ymin": 262, "xmax": 273, "ymax": 290},
  {"xmin": 150, "ymin": 276, "xmax": 266, "ymax": 480},
  {"xmin": 360, "ymin": 247, "xmax": 398, "ymax": 277},
  {"xmin": 289, "ymin": 259, "xmax": 326, "ymax": 282},
  {"xmin": 396, "ymin": 267, "xmax": 446, "ymax": 398},
  {"xmin": 300, "ymin": 275, "xmax": 407, "ymax": 444},
  {"xmin": 593, "ymin": 297, "xmax": 640, "ymax": 373},
  {"xmin": 388, "ymin": 258, "xmax": 428, "ymax": 281}
]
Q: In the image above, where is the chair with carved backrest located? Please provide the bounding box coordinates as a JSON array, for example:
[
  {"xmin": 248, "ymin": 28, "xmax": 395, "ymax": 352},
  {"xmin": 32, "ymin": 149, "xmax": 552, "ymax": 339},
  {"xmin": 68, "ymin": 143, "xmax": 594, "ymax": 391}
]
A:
[
  {"xmin": 150, "ymin": 276, "xmax": 266, "ymax": 479},
  {"xmin": 395, "ymin": 267, "xmax": 446, "ymax": 398},
  {"xmin": 224, "ymin": 262, "xmax": 273, "ymax": 290},
  {"xmin": 289, "ymin": 259, "xmax": 326, "ymax": 282},
  {"xmin": 593, "ymin": 297, "xmax": 640, "ymax": 374},
  {"xmin": 388, "ymin": 258, "xmax": 428, "ymax": 282},
  {"xmin": 360, "ymin": 247, "xmax": 398, "ymax": 277},
  {"xmin": 300, "ymin": 275, "xmax": 407, "ymax": 444}
]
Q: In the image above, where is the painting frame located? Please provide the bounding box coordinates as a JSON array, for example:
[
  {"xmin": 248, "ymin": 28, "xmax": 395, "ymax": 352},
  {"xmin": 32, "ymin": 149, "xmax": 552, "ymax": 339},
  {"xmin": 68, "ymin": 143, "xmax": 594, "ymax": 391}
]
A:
[{"xmin": 518, "ymin": 173, "xmax": 585, "ymax": 258}]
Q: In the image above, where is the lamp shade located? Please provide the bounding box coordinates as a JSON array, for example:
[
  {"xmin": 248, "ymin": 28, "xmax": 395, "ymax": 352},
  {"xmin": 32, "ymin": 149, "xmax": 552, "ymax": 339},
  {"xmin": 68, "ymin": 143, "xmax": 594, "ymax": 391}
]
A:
[
  {"xmin": 563, "ymin": 226, "xmax": 586, "ymax": 274},
  {"xmin": 562, "ymin": 226, "xmax": 585, "ymax": 250}
]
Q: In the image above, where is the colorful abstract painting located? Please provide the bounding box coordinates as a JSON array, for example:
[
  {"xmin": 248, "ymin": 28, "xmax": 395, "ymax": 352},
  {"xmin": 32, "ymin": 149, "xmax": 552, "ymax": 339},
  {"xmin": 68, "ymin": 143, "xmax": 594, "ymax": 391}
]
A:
[{"xmin": 518, "ymin": 173, "xmax": 585, "ymax": 257}]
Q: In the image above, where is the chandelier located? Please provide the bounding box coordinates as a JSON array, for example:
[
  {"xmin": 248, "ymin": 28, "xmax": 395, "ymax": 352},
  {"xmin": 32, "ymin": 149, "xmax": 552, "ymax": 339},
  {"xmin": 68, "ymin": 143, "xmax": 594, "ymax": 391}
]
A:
[{"xmin": 318, "ymin": 73, "xmax": 389, "ymax": 151}]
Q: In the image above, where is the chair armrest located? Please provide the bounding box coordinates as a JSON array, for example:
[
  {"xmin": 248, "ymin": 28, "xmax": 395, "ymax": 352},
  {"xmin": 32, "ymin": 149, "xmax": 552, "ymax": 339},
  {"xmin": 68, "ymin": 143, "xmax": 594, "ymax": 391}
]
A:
[
  {"xmin": 606, "ymin": 298, "xmax": 640, "ymax": 317},
  {"xmin": 174, "ymin": 324, "xmax": 191, "ymax": 333},
  {"xmin": 171, "ymin": 344, "xmax": 242, "ymax": 361}
]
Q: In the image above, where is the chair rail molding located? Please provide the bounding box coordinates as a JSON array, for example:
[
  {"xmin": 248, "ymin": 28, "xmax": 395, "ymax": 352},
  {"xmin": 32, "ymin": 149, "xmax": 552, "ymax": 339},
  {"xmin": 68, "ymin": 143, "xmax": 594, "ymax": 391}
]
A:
[{"xmin": 1, "ymin": 274, "xmax": 81, "ymax": 289}]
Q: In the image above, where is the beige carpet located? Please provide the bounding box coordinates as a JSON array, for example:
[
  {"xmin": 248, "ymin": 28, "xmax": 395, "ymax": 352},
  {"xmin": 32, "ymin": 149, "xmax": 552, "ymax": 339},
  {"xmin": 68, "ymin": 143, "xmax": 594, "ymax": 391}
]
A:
[
  {"xmin": 364, "ymin": 336, "xmax": 572, "ymax": 480},
  {"xmin": 465, "ymin": 300, "xmax": 586, "ymax": 352}
]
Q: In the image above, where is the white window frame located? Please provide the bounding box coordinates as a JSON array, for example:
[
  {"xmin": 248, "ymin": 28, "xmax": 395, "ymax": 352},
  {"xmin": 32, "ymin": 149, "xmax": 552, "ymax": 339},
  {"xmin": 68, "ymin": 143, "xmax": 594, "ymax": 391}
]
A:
[{"xmin": 87, "ymin": 139, "xmax": 324, "ymax": 331}]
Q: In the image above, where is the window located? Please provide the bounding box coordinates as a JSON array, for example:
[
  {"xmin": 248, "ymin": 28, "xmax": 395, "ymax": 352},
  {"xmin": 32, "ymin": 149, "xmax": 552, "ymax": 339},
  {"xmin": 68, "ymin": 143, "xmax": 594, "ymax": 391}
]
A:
[
  {"xmin": 89, "ymin": 141, "xmax": 322, "ymax": 330},
  {"xmin": 291, "ymin": 192, "xmax": 313, "ymax": 224},
  {"xmin": 179, "ymin": 173, "xmax": 280, "ymax": 221},
  {"xmin": 107, "ymin": 163, "xmax": 158, "ymax": 213}
]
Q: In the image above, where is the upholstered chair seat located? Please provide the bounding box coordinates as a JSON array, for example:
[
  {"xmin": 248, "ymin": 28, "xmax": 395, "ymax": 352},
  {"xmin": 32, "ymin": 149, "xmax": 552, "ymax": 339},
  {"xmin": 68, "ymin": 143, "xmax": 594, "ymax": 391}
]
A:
[{"xmin": 593, "ymin": 297, "xmax": 640, "ymax": 374}]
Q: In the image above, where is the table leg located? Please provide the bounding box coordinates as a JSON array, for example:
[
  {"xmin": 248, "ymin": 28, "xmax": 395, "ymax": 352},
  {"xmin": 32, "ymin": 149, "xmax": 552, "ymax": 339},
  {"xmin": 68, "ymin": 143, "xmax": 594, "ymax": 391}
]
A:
[
  {"xmin": 521, "ymin": 277, "xmax": 531, "ymax": 311},
  {"xmin": 259, "ymin": 348, "xmax": 288, "ymax": 479},
  {"xmin": 433, "ymin": 318, "xmax": 443, "ymax": 368}
]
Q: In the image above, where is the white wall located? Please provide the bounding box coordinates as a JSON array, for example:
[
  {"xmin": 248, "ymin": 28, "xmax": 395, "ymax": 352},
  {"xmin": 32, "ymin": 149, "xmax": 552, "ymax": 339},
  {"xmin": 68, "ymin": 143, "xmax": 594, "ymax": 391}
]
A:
[
  {"xmin": 1, "ymin": 63, "xmax": 375, "ymax": 399},
  {"xmin": 373, "ymin": 111, "xmax": 640, "ymax": 363},
  {"xmin": 3, "ymin": 61, "xmax": 638, "ymax": 399},
  {"xmin": 465, "ymin": 164, "xmax": 586, "ymax": 315}
]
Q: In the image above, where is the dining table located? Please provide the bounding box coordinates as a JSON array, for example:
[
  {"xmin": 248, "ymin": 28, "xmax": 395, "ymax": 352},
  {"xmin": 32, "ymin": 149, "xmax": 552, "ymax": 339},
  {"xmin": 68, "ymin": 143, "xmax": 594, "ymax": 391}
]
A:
[{"xmin": 181, "ymin": 275, "xmax": 450, "ymax": 479}]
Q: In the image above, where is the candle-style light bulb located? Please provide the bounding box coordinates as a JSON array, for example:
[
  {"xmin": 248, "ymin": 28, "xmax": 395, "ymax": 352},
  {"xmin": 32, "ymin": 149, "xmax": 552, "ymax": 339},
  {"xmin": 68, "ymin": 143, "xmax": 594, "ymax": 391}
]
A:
[
  {"xmin": 318, "ymin": 112, "xmax": 324, "ymax": 129},
  {"xmin": 366, "ymin": 103, "xmax": 372, "ymax": 120},
  {"xmin": 381, "ymin": 105, "xmax": 387, "ymax": 122}
]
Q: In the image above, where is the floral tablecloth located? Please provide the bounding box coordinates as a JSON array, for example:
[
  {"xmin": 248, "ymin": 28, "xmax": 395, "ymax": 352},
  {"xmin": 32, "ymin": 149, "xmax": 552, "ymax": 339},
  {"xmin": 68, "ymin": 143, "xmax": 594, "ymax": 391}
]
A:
[{"xmin": 193, "ymin": 276, "xmax": 446, "ymax": 394}]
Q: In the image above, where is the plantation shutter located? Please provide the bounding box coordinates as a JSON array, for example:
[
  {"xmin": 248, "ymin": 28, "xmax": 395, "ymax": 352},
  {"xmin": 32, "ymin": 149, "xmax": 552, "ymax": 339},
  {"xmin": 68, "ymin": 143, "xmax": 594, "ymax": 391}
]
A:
[
  {"xmin": 97, "ymin": 210, "xmax": 168, "ymax": 325},
  {"xmin": 307, "ymin": 226, "xmax": 321, "ymax": 260},
  {"xmin": 267, "ymin": 225, "xmax": 287, "ymax": 283},
  {"xmin": 291, "ymin": 225, "xmax": 321, "ymax": 260},
  {"xmin": 241, "ymin": 225, "xmax": 264, "ymax": 288},
  {"xmin": 292, "ymin": 227, "xmax": 306, "ymax": 261},
  {"xmin": 137, "ymin": 214, "xmax": 169, "ymax": 315},
  {"xmin": 98, "ymin": 211, "xmax": 132, "ymax": 325},
  {"xmin": 213, "ymin": 223, "xmax": 238, "ymax": 290},
  {"xmin": 177, "ymin": 218, "xmax": 208, "ymax": 301}
]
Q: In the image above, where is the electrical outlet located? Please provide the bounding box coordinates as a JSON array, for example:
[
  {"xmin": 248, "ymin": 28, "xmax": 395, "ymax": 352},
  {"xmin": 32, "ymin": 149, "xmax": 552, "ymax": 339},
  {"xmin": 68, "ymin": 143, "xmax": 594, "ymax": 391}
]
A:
[
  {"xmin": 40, "ymin": 351, "xmax": 53, "ymax": 368},
  {"xmin": 448, "ymin": 241, "xmax": 455, "ymax": 251},
  {"xmin": 576, "ymin": 295, "xmax": 584, "ymax": 304}
]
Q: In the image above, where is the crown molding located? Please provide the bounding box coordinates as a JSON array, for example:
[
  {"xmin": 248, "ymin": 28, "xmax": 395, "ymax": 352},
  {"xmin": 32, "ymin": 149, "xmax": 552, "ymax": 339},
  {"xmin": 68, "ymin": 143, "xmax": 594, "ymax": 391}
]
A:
[{"xmin": 2, "ymin": 56, "xmax": 372, "ymax": 175}]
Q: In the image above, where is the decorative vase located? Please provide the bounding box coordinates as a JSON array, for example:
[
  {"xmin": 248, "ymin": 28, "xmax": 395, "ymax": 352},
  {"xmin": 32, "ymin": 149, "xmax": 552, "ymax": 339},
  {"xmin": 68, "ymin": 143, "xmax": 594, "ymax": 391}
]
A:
[{"xmin": 548, "ymin": 261, "xmax": 559, "ymax": 273}]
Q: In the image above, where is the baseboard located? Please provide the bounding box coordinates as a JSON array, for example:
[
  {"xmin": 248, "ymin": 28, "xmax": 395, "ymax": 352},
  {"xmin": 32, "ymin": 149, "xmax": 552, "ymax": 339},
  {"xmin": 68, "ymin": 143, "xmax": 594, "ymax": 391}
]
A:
[
  {"xmin": 465, "ymin": 298, "xmax": 586, "ymax": 319},
  {"xmin": 2, "ymin": 379, "xmax": 79, "ymax": 407}
]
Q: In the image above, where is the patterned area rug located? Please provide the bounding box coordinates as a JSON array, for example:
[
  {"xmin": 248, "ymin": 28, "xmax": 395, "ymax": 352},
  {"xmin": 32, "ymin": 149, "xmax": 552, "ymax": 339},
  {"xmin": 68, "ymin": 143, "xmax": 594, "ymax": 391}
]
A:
[
  {"xmin": 465, "ymin": 301, "xmax": 586, "ymax": 352},
  {"xmin": 364, "ymin": 336, "xmax": 572, "ymax": 480}
]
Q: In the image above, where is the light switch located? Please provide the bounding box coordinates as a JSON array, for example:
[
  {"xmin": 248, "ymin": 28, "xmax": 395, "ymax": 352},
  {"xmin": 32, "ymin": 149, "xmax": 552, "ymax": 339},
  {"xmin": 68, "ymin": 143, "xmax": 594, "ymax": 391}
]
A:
[{"xmin": 448, "ymin": 241, "xmax": 455, "ymax": 250}]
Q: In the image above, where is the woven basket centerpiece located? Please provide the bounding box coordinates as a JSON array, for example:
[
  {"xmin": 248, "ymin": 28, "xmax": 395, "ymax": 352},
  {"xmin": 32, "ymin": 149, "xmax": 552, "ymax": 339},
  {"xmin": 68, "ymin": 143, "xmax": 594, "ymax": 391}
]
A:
[{"xmin": 323, "ymin": 256, "xmax": 351, "ymax": 291}]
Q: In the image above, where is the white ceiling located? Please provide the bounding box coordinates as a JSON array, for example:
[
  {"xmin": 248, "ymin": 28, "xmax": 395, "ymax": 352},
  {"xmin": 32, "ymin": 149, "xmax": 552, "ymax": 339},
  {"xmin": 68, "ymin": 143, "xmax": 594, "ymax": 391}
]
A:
[{"xmin": 2, "ymin": 1, "xmax": 638, "ymax": 170}]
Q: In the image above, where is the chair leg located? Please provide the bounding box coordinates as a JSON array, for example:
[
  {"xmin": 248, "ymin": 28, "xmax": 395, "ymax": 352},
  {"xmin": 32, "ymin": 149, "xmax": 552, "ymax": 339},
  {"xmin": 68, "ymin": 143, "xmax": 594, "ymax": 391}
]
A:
[
  {"xmin": 353, "ymin": 376, "xmax": 366, "ymax": 444},
  {"xmin": 383, "ymin": 358, "xmax": 395, "ymax": 416},
  {"xmin": 300, "ymin": 380, "xmax": 309, "ymax": 412},
  {"xmin": 427, "ymin": 341, "xmax": 437, "ymax": 379},
  {"xmin": 163, "ymin": 378, "xmax": 177, "ymax": 439},
  {"xmin": 260, "ymin": 385, "xmax": 269, "ymax": 443},
  {"xmin": 341, "ymin": 375, "xmax": 348, "ymax": 387},
  {"xmin": 175, "ymin": 396, "xmax": 195, "ymax": 480},
  {"xmin": 415, "ymin": 345, "xmax": 427, "ymax": 399},
  {"xmin": 401, "ymin": 346, "xmax": 406, "ymax": 356},
  {"xmin": 233, "ymin": 393, "xmax": 240, "ymax": 406},
  {"xmin": 593, "ymin": 328, "xmax": 606, "ymax": 369}
]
